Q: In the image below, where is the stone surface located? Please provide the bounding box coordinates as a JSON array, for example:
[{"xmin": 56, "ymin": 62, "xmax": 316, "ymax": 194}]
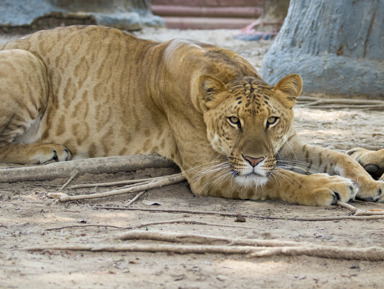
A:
[
  {"xmin": 261, "ymin": 0, "xmax": 384, "ymax": 97},
  {"xmin": 0, "ymin": 0, "xmax": 164, "ymax": 31}
]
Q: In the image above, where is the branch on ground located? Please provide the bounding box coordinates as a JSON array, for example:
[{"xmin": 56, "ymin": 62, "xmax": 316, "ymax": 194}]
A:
[
  {"xmin": 0, "ymin": 154, "xmax": 176, "ymax": 183},
  {"xmin": 297, "ymin": 96, "xmax": 384, "ymax": 110},
  {"xmin": 48, "ymin": 173, "xmax": 186, "ymax": 202},
  {"xmin": 26, "ymin": 230, "xmax": 384, "ymax": 261}
]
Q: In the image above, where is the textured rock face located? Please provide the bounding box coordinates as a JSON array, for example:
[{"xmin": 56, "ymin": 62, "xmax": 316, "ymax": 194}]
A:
[
  {"xmin": 1, "ymin": 0, "xmax": 164, "ymax": 32},
  {"xmin": 261, "ymin": 0, "xmax": 384, "ymax": 97}
]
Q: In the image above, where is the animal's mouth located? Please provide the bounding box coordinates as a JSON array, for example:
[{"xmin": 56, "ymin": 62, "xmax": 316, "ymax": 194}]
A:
[
  {"xmin": 229, "ymin": 155, "xmax": 275, "ymax": 187},
  {"xmin": 242, "ymin": 171, "xmax": 266, "ymax": 178},
  {"xmin": 232, "ymin": 167, "xmax": 272, "ymax": 178},
  {"xmin": 232, "ymin": 170, "xmax": 270, "ymax": 187}
]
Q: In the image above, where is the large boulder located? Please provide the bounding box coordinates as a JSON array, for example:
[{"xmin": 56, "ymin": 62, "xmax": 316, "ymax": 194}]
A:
[{"xmin": 261, "ymin": 0, "xmax": 384, "ymax": 97}]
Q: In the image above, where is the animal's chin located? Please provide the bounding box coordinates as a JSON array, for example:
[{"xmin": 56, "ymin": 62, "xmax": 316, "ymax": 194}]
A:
[{"xmin": 234, "ymin": 172, "xmax": 269, "ymax": 187}]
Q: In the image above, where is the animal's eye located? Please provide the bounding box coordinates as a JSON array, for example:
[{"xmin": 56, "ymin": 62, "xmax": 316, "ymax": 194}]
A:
[
  {"xmin": 227, "ymin": 116, "xmax": 241, "ymax": 128},
  {"xmin": 266, "ymin": 117, "xmax": 279, "ymax": 129}
]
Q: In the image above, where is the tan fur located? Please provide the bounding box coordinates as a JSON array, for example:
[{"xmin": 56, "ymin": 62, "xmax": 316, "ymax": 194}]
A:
[
  {"xmin": 0, "ymin": 25, "xmax": 383, "ymax": 206},
  {"xmin": 347, "ymin": 148, "xmax": 384, "ymax": 181}
]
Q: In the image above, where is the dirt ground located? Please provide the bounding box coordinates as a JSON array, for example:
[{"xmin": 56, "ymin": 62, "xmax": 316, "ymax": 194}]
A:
[{"xmin": 1, "ymin": 28, "xmax": 384, "ymax": 289}]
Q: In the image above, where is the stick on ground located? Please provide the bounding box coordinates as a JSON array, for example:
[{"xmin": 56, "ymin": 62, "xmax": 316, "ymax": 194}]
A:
[
  {"xmin": 117, "ymin": 231, "xmax": 306, "ymax": 247},
  {"xmin": 60, "ymin": 172, "xmax": 78, "ymax": 190},
  {"xmin": 297, "ymin": 96, "xmax": 384, "ymax": 110},
  {"xmin": 44, "ymin": 219, "xmax": 256, "ymax": 231},
  {"xmin": 69, "ymin": 174, "xmax": 176, "ymax": 189},
  {"xmin": 26, "ymin": 230, "xmax": 384, "ymax": 261},
  {"xmin": 125, "ymin": 191, "xmax": 147, "ymax": 206},
  {"xmin": 99, "ymin": 206, "xmax": 384, "ymax": 221},
  {"xmin": 48, "ymin": 173, "xmax": 186, "ymax": 202},
  {"xmin": 0, "ymin": 154, "xmax": 176, "ymax": 183},
  {"xmin": 337, "ymin": 201, "xmax": 384, "ymax": 216}
]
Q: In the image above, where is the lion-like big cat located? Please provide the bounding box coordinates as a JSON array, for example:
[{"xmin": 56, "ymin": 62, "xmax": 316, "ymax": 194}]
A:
[{"xmin": 0, "ymin": 25, "xmax": 383, "ymax": 206}]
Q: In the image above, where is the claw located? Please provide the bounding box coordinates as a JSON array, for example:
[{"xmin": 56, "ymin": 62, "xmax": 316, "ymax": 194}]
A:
[
  {"xmin": 52, "ymin": 149, "xmax": 59, "ymax": 162},
  {"xmin": 356, "ymin": 196, "xmax": 376, "ymax": 202},
  {"xmin": 64, "ymin": 148, "xmax": 72, "ymax": 161}
]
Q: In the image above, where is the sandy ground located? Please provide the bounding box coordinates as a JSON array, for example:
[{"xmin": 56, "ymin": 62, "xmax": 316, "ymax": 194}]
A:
[{"xmin": 1, "ymin": 28, "xmax": 384, "ymax": 289}]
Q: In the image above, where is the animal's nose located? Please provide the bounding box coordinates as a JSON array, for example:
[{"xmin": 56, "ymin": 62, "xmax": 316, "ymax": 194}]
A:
[{"xmin": 243, "ymin": 155, "xmax": 265, "ymax": 167}]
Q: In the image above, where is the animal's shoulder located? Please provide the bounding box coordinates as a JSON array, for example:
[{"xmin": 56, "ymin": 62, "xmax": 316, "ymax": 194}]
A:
[{"xmin": 0, "ymin": 25, "xmax": 148, "ymax": 53}]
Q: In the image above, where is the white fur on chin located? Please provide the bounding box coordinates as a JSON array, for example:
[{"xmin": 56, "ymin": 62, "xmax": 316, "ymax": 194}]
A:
[{"xmin": 234, "ymin": 173, "xmax": 269, "ymax": 187}]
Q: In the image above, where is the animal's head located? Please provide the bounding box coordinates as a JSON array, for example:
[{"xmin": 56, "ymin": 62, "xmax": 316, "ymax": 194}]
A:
[{"xmin": 199, "ymin": 74, "xmax": 302, "ymax": 187}]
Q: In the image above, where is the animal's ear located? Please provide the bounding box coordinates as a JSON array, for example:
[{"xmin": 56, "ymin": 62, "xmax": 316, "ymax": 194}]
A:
[
  {"xmin": 273, "ymin": 74, "xmax": 303, "ymax": 108},
  {"xmin": 199, "ymin": 75, "xmax": 227, "ymax": 109}
]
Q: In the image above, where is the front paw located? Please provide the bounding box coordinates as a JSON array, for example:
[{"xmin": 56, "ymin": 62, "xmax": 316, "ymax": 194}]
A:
[
  {"xmin": 356, "ymin": 180, "xmax": 384, "ymax": 203},
  {"xmin": 298, "ymin": 174, "xmax": 358, "ymax": 206},
  {"xmin": 30, "ymin": 144, "xmax": 72, "ymax": 164},
  {"xmin": 347, "ymin": 148, "xmax": 384, "ymax": 180}
]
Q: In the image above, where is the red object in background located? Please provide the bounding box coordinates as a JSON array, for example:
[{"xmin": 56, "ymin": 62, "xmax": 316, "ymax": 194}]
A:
[{"xmin": 151, "ymin": 0, "xmax": 264, "ymax": 29}]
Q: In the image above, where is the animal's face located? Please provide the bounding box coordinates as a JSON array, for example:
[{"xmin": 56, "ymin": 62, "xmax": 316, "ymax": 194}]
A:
[{"xmin": 200, "ymin": 74, "xmax": 302, "ymax": 187}]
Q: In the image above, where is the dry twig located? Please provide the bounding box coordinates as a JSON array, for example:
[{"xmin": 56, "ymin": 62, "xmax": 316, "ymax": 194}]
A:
[
  {"xmin": 248, "ymin": 245, "xmax": 384, "ymax": 260},
  {"xmin": 44, "ymin": 219, "xmax": 256, "ymax": 232},
  {"xmin": 0, "ymin": 154, "xmax": 176, "ymax": 183},
  {"xmin": 125, "ymin": 191, "xmax": 147, "ymax": 206},
  {"xmin": 45, "ymin": 224, "xmax": 127, "ymax": 231},
  {"xmin": 26, "ymin": 243, "xmax": 266, "ymax": 254},
  {"xmin": 301, "ymin": 105, "xmax": 384, "ymax": 110},
  {"xmin": 69, "ymin": 175, "xmax": 173, "ymax": 189},
  {"xmin": 60, "ymin": 172, "xmax": 78, "ymax": 190},
  {"xmin": 124, "ymin": 219, "xmax": 254, "ymax": 230},
  {"xmin": 26, "ymin": 230, "xmax": 384, "ymax": 261},
  {"xmin": 27, "ymin": 243, "xmax": 384, "ymax": 261},
  {"xmin": 48, "ymin": 173, "xmax": 186, "ymax": 202},
  {"xmin": 98, "ymin": 206, "xmax": 384, "ymax": 221},
  {"xmin": 297, "ymin": 96, "xmax": 384, "ymax": 110},
  {"xmin": 337, "ymin": 201, "xmax": 384, "ymax": 216},
  {"xmin": 117, "ymin": 231, "xmax": 304, "ymax": 247}
]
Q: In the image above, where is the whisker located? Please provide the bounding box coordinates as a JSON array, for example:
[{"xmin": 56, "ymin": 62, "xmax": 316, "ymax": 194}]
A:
[
  {"xmin": 183, "ymin": 159, "xmax": 224, "ymax": 175},
  {"xmin": 210, "ymin": 170, "xmax": 231, "ymax": 188},
  {"xmin": 276, "ymin": 158, "xmax": 308, "ymax": 165},
  {"xmin": 187, "ymin": 159, "xmax": 233, "ymax": 194},
  {"xmin": 278, "ymin": 141, "xmax": 300, "ymax": 163},
  {"xmin": 276, "ymin": 159, "xmax": 317, "ymax": 175},
  {"xmin": 272, "ymin": 169, "xmax": 304, "ymax": 188}
]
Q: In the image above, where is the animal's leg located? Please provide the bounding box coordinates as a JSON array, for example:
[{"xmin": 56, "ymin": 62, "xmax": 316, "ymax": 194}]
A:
[
  {"xmin": 0, "ymin": 49, "xmax": 71, "ymax": 164},
  {"xmin": 347, "ymin": 148, "xmax": 384, "ymax": 180},
  {"xmin": 0, "ymin": 143, "xmax": 71, "ymax": 164},
  {"xmin": 185, "ymin": 162, "xmax": 358, "ymax": 206},
  {"xmin": 279, "ymin": 135, "xmax": 384, "ymax": 202}
]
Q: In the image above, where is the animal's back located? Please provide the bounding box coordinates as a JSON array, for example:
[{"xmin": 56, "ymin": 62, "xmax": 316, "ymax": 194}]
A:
[
  {"xmin": 0, "ymin": 26, "xmax": 173, "ymax": 159},
  {"xmin": 2, "ymin": 26, "xmax": 384, "ymax": 207}
]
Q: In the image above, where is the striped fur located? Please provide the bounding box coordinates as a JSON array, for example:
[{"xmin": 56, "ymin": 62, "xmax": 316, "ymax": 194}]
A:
[
  {"xmin": 347, "ymin": 148, "xmax": 384, "ymax": 181},
  {"xmin": 0, "ymin": 25, "xmax": 383, "ymax": 206}
]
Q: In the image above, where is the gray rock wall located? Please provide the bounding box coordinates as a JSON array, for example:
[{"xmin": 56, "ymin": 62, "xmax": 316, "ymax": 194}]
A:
[
  {"xmin": 261, "ymin": 0, "xmax": 384, "ymax": 97},
  {"xmin": 0, "ymin": 0, "xmax": 164, "ymax": 31}
]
